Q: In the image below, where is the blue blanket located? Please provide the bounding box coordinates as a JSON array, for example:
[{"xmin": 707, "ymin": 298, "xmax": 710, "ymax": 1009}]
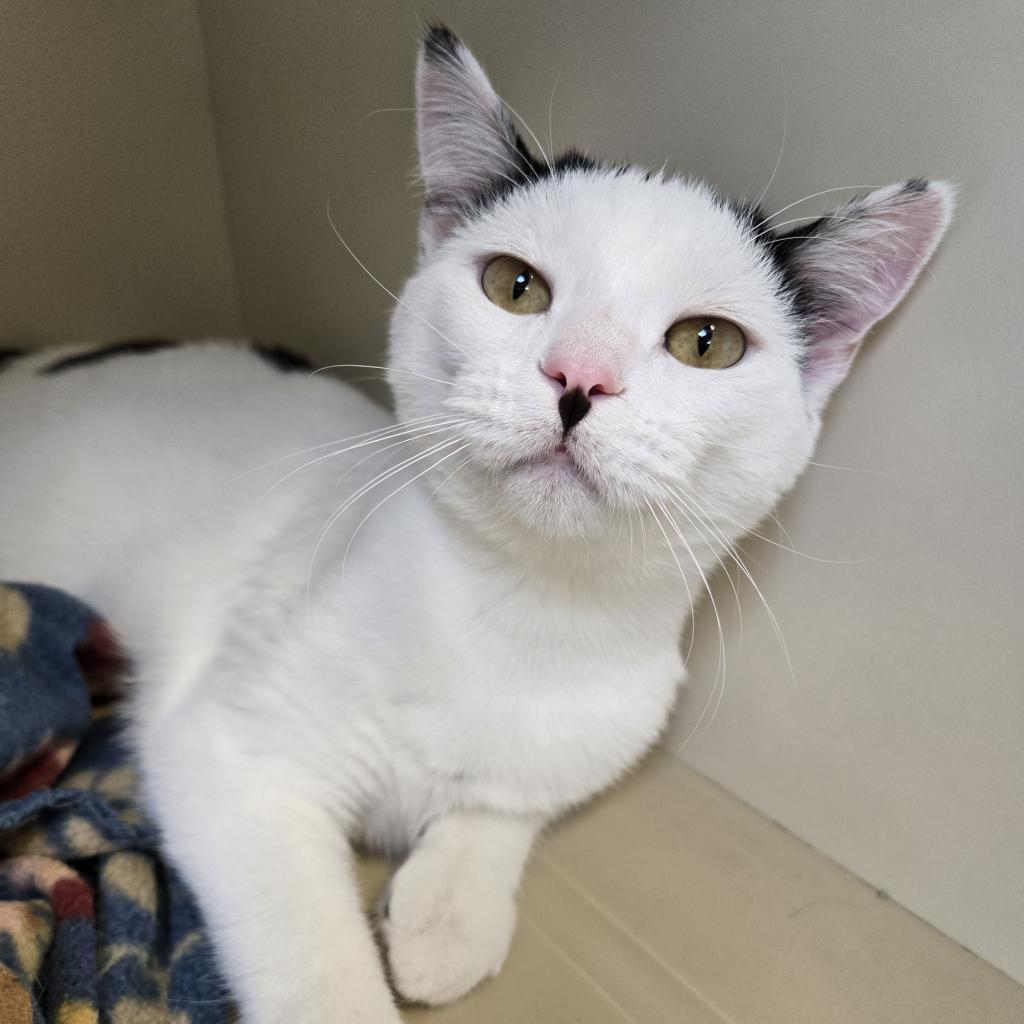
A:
[{"xmin": 0, "ymin": 582, "xmax": 233, "ymax": 1024}]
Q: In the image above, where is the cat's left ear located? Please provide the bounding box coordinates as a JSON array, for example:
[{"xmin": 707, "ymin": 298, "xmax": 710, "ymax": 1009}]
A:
[
  {"xmin": 415, "ymin": 26, "xmax": 534, "ymax": 253},
  {"xmin": 770, "ymin": 180, "xmax": 955, "ymax": 415}
]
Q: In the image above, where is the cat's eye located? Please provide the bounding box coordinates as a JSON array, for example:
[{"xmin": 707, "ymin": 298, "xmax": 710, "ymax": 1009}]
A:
[
  {"xmin": 481, "ymin": 256, "xmax": 552, "ymax": 315},
  {"xmin": 665, "ymin": 317, "xmax": 747, "ymax": 369}
]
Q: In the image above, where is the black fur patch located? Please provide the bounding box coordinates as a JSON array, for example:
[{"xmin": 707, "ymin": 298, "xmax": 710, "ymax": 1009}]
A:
[
  {"xmin": 720, "ymin": 195, "xmax": 824, "ymax": 325},
  {"xmin": 0, "ymin": 348, "xmax": 26, "ymax": 372},
  {"xmin": 761, "ymin": 217, "xmax": 831, "ymax": 325},
  {"xmin": 744, "ymin": 179, "xmax": 933, "ymax": 329},
  {"xmin": 249, "ymin": 342, "xmax": 314, "ymax": 373},
  {"xmin": 42, "ymin": 338, "xmax": 180, "ymax": 375}
]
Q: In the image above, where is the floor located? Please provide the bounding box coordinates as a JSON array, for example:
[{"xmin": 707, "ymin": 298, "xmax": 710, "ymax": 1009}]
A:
[{"xmin": 358, "ymin": 751, "xmax": 1024, "ymax": 1024}]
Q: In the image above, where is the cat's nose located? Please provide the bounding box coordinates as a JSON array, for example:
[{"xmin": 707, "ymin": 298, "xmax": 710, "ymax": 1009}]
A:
[{"xmin": 540, "ymin": 358, "xmax": 622, "ymax": 398}]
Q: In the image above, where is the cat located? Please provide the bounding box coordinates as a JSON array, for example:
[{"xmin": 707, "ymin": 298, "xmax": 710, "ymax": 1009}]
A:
[{"xmin": 0, "ymin": 24, "xmax": 952, "ymax": 1024}]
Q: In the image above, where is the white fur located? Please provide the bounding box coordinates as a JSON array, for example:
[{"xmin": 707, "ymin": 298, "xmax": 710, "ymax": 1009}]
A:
[{"xmin": 0, "ymin": 31, "xmax": 951, "ymax": 1024}]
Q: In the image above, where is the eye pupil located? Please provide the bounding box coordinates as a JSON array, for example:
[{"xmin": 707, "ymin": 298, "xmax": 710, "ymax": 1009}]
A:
[
  {"xmin": 696, "ymin": 324, "xmax": 714, "ymax": 357},
  {"xmin": 512, "ymin": 272, "xmax": 529, "ymax": 301}
]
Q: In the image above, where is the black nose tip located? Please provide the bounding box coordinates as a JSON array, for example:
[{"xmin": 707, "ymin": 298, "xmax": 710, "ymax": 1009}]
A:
[{"xmin": 558, "ymin": 387, "xmax": 591, "ymax": 434}]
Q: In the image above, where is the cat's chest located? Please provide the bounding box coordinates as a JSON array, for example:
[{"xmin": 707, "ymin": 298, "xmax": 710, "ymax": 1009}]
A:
[{"xmin": 382, "ymin": 639, "xmax": 683, "ymax": 824}]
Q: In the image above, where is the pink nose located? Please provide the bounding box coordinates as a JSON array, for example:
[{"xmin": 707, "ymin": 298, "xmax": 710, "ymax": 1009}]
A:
[{"xmin": 541, "ymin": 357, "xmax": 622, "ymax": 397}]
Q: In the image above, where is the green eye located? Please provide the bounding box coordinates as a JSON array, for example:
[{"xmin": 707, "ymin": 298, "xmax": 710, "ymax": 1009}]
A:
[
  {"xmin": 481, "ymin": 256, "xmax": 552, "ymax": 314},
  {"xmin": 665, "ymin": 317, "xmax": 747, "ymax": 369}
]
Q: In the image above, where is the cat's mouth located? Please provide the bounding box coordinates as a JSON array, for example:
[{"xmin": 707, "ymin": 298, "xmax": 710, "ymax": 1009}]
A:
[{"xmin": 513, "ymin": 441, "xmax": 600, "ymax": 493}]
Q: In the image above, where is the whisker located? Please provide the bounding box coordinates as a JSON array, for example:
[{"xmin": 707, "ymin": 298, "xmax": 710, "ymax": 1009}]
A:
[
  {"xmin": 306, "ymin": 436, "xmax": 466, "ymax": 610},
  {"xmin": 752, "ymin": 79, "xmax": 787, "ymax": 211},
  {"xmin": 341, "ymin": 441, "xmax": 472, "ymax": 580},
  {"xmin": 654, "ymin": 496, "xmax": 726, "ymax": 659},
  {"xmin": 311, "ymin": 363, "xmax": 464, "ymax": 390},
  {"xmin": 426, "ymin": 452, "xmax": 475, "ymax": 501},
  {"xmin": 496, "ymin": 94, "xmax": 551, "ymax": 172},
  {"xmin": 359, "ymin": 105, "xmax": 414, "ymax": 123},
  {"xmin": 684, "ymin": 487, "xmax": 866, "ymax": 566},
  {"xmin": 259, "ymin": 417, "xmax": 466, "ymax": 500},
  {"xmin": 752, "ymin": 215, "xmax": 936, "ymax": 284},
  {"xmin": 236, "ymin": 412, "xmax": 455, "ymax": 477},
  {"xmin": 644, "ymin": 497, "xmax": 697, "ymax": 663},
  {"xmin": 763, "ymin": 184, "xmax": 886, "ymax": 224},
  {"xmin": 663, "ymin": 490, "xmax": 744, "ymax": 648},
  {"xmin": 651, "ymin": 497, "xmax": 726, "ymax": 744},
  {"xmin": 667, "ymin": 482, "xmax": 796, "ymax": 700},
  {"xmin": 325, "ymin": 198, "xmax": 471, "ymax": 358},
  {"xmin": 332, "ymin": 421, "xmax": 471, "ymax": 489},
  {"xmin": 806, "ymin": 459, "xmax": 884, "ymax": 474},
  {"xmin": 634, "ymin": 498, "xmax": 649, "ymax": 567},
  {"xmin": 625, "ymin": 501, "xmax": 635, "ymax": 567},
  {"xmin": 546, "ymin": 72, "xmax": 561, "ymax": 159}
]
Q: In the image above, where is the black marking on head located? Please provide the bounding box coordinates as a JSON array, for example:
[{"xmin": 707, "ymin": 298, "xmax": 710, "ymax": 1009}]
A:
[
  {"xmin": 0, "ymin": 348, "xmax": 26, "ymax": 373},
  {"xmin": 721, "ymin": 191, "xmax": 833, "ymax": 329},
  {"xmin": 741, "ymin": 179, "xmax": 936, "ymax": 332},
  {"xmin": 250, "ymin": 342, "xmax": 314, "ymax": 374},
  {"xmin": 42, "ymin": 338, "xmax": 180, "ymax": 375},
  {"xmin": 558, "ymin": 387, "xmax": 591, "ymax": 435},
  {"xmin": 761, "ymin": 216, "xmax": 832, "ymax": 325}
]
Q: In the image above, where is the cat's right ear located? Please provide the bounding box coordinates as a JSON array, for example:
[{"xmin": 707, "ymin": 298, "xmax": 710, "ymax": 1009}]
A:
[{"xmin": 416, "ymin": 26, "xmax": 532, "ymax": 253}]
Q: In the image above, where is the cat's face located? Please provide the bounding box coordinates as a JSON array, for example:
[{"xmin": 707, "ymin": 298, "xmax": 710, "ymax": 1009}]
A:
[{"xmin": 388, "ymin": 27, "xmax": 952, "ymax": 551}]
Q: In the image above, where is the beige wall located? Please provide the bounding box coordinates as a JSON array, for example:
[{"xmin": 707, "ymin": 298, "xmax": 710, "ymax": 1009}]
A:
[
  {"xmin": 0, "ymin": 2, "xmax": 240, "ymax": 347},
  {"xmin": 4, "ymin": 0, "xmax": 1021, "ymax": 985}
]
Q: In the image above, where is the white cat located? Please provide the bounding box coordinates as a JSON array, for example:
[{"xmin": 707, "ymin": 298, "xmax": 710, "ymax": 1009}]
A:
[{"xmin": 0, "ymin": 25, "xmax": 952, "ymax": 1024}]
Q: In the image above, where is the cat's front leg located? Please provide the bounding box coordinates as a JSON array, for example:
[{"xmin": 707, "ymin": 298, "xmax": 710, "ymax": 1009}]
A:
[
  {"xmin": 141, "ymin": 699, "xmax": 403, "ymax": 1024},
  {"xmin": 381, "ymin": 811, "xmax": 541, "ymax": 1006}
]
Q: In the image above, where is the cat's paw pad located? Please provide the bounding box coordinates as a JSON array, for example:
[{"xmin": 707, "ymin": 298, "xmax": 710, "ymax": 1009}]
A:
[{"xmin": 380, "ymin": 852, "xmax": 516, "ymax": 1006}]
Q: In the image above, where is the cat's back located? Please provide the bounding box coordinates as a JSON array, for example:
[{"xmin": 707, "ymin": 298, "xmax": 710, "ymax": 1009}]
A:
[{"xmin": 0, "ymin": 339, "xmax": 389, "ymax": 613}]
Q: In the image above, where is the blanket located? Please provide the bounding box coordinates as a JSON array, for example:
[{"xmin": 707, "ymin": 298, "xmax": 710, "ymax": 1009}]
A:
[{"xmin": 0, "ymin": 582, "xmax": 233, "ymax": 1024}]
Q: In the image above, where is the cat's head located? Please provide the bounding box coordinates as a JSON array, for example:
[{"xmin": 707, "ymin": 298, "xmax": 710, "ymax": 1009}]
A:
[{"xmin": 388, "ymin": 26, "xmax": 952, "ymax": 555}]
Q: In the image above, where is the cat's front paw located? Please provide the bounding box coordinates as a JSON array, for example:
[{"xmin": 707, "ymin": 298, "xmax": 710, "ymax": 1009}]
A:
[{"xmin": 380, "ymin": 846, "xmax": 517, "ymax": 1005}]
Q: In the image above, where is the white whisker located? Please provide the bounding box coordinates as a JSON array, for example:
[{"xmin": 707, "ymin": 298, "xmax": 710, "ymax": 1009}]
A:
[
  {"xmin": 236, "ymin": 413, "xmax": 456, "ymax": 478},
  {"xmin": 667, "ymin": 482, "xmax": 796, "ymax": 702},
  {"xmin": 752, "ymin": 79, "xmax": 787, "ymax": 211},
  {"xmin": 763, "ymin": 184, "xmax": 886, "ymax": 224},
  {"xmin": 306, "ymin": 436, "xmax": 466, "ymax": 611},
  {"xmin": 333, "ymin": 421, "xmax": 471, "ymax": 489},
  {"xmin": 651, "ymin": 497, "xmax": 726, "ymax": 744},
  {"xmin": 325, "ymin": 198, "xmax": 471, "ymax": 358},
  {"xmin": 499, "ymin": 95, "xmax": 551, "ymax": 171},
  {"xmin": 311, "ymin": 363, "xmax": 464, "ymax": 390},
  {"xmin": 259, "ymin": 418, "xmax": 466, "ymax": 500},
  {"xmin": 341, "ymin": 442, "xmax": 472, "ymax": 580}
]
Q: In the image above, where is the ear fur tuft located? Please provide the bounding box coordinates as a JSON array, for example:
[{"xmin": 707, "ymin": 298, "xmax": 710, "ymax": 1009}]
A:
[{"xmin": 768, "ymin": 179, "xmax": 955, "ymax": 412}]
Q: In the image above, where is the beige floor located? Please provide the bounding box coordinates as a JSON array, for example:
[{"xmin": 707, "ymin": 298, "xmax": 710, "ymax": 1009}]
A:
[{"xmin": 358, "ymin": 752, "xmax": 1024, "ymax": 1024}]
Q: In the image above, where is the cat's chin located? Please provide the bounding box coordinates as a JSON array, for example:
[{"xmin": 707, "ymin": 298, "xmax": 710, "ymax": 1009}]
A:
[{"xmin": 482, "ymin": 451, "xmax": 617, "ymax": 541}]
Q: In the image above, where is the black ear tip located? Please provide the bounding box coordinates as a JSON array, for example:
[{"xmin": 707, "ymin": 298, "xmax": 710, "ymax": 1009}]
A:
[
  {"xmin": 423, "ymin": 23, "xmax": 462, "ymax": 63},
  {"xmin": 902, "ymin": 177, "xmax": 930, "ymax": 195}
]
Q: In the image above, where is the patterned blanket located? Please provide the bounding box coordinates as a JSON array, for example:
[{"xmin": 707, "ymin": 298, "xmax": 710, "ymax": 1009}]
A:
[{"xmin": 0, "ymin": 583, "xmax": 232, "ymax": 1024}]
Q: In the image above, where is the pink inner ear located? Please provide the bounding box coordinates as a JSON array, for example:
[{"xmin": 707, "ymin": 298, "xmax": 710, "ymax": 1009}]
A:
[
  {"xmin": 801, "ymin": 182, "xmax": 953, "ymax": 405},
  {"xmin": 854, "ymin": 189, "xmax": 950, "ymax": 323}
]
